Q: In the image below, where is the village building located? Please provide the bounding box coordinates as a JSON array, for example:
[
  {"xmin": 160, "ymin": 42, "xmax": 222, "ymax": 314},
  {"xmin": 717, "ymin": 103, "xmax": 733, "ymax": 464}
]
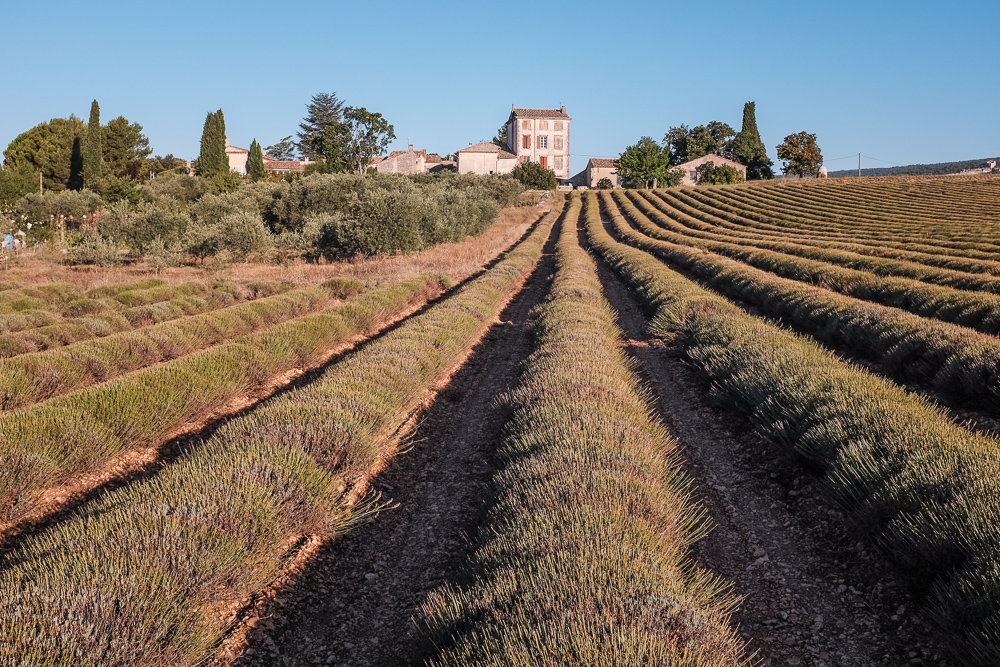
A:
[
  {"xmin": 455, "ymin": 142, "xmax": 519, "ymax": 176},
  {"xmin": 374, "ymin": 145, "xmax": 428, "ymax": 175},
  {"xmin": 504, "ymin": 106, "xmax": 571, "ymax": 181},
  {"xmin": 224, "ymin": 137, "xmax": 312, "ymax": 175},
  {"xmin": 225, "ymin": 137, "xmax": 250, "ymax": 175},
  {"xmin": 584, "ymin": 158, "xmax": 618, "ymax": 188},
  {"xmin": 674, "ymin": 153, "xmax": 747, "ymax": 186},
  {"xmin": 263, "ymin": 159, "xmax": 312, "ymax": 174}
]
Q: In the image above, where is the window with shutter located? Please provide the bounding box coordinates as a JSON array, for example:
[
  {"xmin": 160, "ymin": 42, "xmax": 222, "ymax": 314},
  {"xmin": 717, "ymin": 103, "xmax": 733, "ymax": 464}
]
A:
[
  {"xmin": 523, "ymin": 135, "xmax": 531, "ymax": 150},
  {"xmin": 538, "ymin": 136, "xmax": 548, "ymax": 149},
  {"xmin": 539, "ymin": 120, "xmax": 548, "ymax": 130},
  {"xmin": 554, "ymin": 137, "xmax": 563, "ymax": 150},
  {"xmin": 554, "ymin": 121, "xmax": 563, "ymax": 131},
  {"xmin": 539, "ymin": 156, "xmax": 548, "ymax": 169},
  {"xmin": 522, "ymin": 120, "xmax": 530, "ymax": 130}
]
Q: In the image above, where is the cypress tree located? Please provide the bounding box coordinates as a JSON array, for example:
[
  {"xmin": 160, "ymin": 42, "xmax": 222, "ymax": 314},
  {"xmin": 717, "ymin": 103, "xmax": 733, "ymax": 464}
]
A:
[
  {"xmin": 732, "ymin": 101, "xmax": 774, "ymax": 180},
  {"xmin": 247, "ymin": 139, "xmax": 265, "ymax": 182},
  {"xmin": 82, "ymin": 99, "xmax": 105, "ymax": 189},
  {"xmin": 198, "ymin": 109, "xmax": 228, "ymax": 178}
]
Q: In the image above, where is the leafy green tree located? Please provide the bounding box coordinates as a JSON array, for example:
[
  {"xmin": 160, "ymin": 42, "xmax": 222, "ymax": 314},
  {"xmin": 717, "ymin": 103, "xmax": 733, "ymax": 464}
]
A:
[
  {"xmin": 776, "ymin": 131, "xmax": 824, "ymax": 177},
  {"xmin": 665, "ymin": 121, "xmax": 737, "ymax": 165},
  {"xmin": 339, "ymin": 107, "xmax": 396, "ymax": 174},
  {"xmin": 102, "ymin": 116, "xmax": 151, "ymax": 179},
  {"xmin": 697, "ymin": 161, "xmax": 745, "ymax": 185},
  {"xmin": 663, "ymin": 125, "xmax": 690, "ymax": 164},
  {"xmin": 198, "ymin": 110, "xmax": 227, "ymax": 178},
  {"xmin": 492, "ymin": 123, "xmax": 508, "ymax": 149},
  {"xmin": 247, "ymin": 139, "xmax": 265, "ymax": 182},
  {"xmin": 0, "ymin": 165, "xmax": 38, "ymax": 208},
  {"xmin": 4, "ymin": 117, "xmax": 86, "ymax": 191},
  {"xmin": 732, "ymin": 101, "xmax": 774, "ymax": 180},
  {"xmin": 298, "ymin": 93, "xmax": 344, "ymax": 160},
  {"xmin": 617, "ymin": 137, "xmax": 680, "ymax": 188},
  {"xmin": 82, "ymin": 100, "xmax": 105, "ymax": 188},
  {"xmin": 146, "ymin": 154, "xmax": 186, "ymax": 175},
  {"xmin": 265, "ymin": 136, "xmax": 298, "ymax": 161},
  {"xmin": 321, "ymin": 122, "xmax": 352, "ymax": 173},
  {"xmin": 511, "ymin": 160, "xmax": 558, "ymax": 190}
]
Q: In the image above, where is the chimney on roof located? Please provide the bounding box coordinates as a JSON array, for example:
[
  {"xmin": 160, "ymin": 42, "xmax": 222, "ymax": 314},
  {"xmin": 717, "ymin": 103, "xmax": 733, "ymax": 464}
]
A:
[
  {"xmin": 560, "ymin": 105, "xmax": 566, "ymax": 114},
  {"xmin": 408, "ymin": 144, "xmax": 413, "ymax": 152}
]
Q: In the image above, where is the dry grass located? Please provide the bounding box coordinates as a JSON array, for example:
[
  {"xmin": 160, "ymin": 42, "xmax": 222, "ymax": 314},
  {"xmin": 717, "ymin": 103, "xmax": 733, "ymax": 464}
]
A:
[{"xmin": 1, "ymin": 204, "xmax": 547, "ymax": 292}]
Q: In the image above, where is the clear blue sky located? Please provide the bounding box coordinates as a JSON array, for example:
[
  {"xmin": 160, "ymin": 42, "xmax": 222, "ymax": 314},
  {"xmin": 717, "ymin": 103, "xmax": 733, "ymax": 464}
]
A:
[{"xmin": 2, "ymin": 0, "xmax": 997, "ymax": 176}]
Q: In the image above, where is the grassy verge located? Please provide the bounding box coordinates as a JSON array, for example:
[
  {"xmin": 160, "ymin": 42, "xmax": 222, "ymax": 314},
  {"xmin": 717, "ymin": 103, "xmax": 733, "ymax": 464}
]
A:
[
  {"xmin": 416, "ymin": 193, "xmax": 748, "ymax": 666},
  {"xmin": 584, "ymin": 191, "xmax": 1000, "ymax": 666},
  {"xmin": 0, "ymin": 202, "xmax": 561, "ymax": 666}
]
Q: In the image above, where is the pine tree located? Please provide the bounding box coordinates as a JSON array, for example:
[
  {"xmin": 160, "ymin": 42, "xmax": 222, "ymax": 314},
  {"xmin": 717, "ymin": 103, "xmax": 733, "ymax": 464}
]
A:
[
  {"xmin": 82, "ymin": 99, "xmax": 105, "ymax": 189},
  {"xmin": 247, "ymin": 139, "xmax": 265, "ymax": 182},
  {"xmin": 297, "ymin": 93, "xmax": 344, "ymax": 161},
  {"xmin": 198, "ymin": 109, "xmax": 228, "ymax": 178},
  {"xmin": 732, "ymin": 101, "xmax": 774, "ymax": 180}
]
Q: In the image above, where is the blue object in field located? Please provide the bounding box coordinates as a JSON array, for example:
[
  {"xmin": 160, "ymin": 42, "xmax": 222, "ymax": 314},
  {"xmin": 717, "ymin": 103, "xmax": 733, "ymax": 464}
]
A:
[{"xmin": 2, "ymin": 234, "xmax": 13, "ymax": 250}]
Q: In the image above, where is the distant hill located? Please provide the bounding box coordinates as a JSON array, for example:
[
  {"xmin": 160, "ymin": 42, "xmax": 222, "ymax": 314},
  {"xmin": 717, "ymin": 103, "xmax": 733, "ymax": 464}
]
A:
[{"xmin": 828, "ymin": 157, "xmax": 999, "ymax": 178}]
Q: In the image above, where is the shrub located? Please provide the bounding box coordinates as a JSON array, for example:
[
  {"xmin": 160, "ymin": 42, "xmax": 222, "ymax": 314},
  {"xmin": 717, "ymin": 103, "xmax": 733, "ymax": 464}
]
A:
[
  {"xmin": 511, "ymin": 160, "xmax": 558, "ymax": 190},
  {"xmin": 698, "ymin": 161, "xmax": 745, "ymax": 185},
  {"xmin": 596, "ymin": 176, "xmax": 614, "ymax": 189},
  {"xmin": 70, "ymin": 234, "xmax": 123, "ymax": 266},
  {"xmin": 15, "ymin": 189, "xmax": 103, "ymax": 223}
]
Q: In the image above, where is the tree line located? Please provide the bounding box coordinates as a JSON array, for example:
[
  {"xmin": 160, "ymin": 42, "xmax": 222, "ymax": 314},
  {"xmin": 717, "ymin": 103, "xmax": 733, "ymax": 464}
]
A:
[
  {"xmin": 0, "ymin": 100, "xmax": 180, "ymax": 208},
  {"xmin": 615, "ymin": 101, "xmax": 826, "ymax": 188}
]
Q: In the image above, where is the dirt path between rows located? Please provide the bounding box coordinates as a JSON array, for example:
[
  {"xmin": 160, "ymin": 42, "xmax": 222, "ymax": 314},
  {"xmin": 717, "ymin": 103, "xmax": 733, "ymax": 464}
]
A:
[
  {"xmin": 589, "ymin": 223, "xmax": 955, "ymax": 667},
  {"xmin": 239, "ymin": 222, "xmax": 560, "ymax": 667}
]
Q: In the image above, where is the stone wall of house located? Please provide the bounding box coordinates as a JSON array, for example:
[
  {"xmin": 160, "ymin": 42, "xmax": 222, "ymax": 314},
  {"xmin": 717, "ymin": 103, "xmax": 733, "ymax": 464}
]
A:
[
  {"xmin": 375, "ymin": 151, "xmax": 426, "ymax": 175},
  {"xmin": 676, "ymin": 154, "xmax": 747, "ymax": 186},
  {"xmin": 587, "ymin": 165, "xmax": 618, "ymax": 188},
  {"xmin": 509, "ymin": 115, "xmax": 571, "ymax": 180}
]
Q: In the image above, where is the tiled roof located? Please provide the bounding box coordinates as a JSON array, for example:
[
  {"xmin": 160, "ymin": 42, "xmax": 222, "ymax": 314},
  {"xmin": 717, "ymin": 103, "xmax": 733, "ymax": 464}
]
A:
[
  {"xmin": 226, "ymin": 144, "xmax": 249, "ymax": 154},
  {"xmin": 588, "ymin": 158, "xmax": 616, "ymax": 169},
  {"xmin": 264, "ymin": 160, "xmax": 307, "ymax": 171},
  {"xmin": 511, "ymin": 107, "xmax": 570, "ymax": 119},
  {"xmin": 426, "ymin": 154, "xmax": 443, "ymax": 163},
  {"xmin": 674, "ymin": 153, "xmax": 745, "ymax": 169},
  {"xmin": 458, "ymin": 142, "xmax": 503, "ymax": 154},
  {"xmin": 456, "ymin": 142, "xmax": 518, "ymax": 160}
]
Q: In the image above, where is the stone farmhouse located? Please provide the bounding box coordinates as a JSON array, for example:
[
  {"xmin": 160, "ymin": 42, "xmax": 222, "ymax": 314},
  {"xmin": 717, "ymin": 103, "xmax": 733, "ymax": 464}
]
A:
[
  {"xmin": 675, "ymin": 153, "xmax": 747, "ymax": 186},
  {"xmin": 455, "ymin": 142, "xmax": 519, "ymax": 176},
  {"xmin": 503, "ymin": 106, "xmax": 572, "ymax": 180},
  {"xmin": 373, "ymin": 145, "xmax": 428, "ymax": 175},
  {"xmin": 454, "ymin": 106, "xmax": 572, "ymax": 181},
  {"xmin": 225, "ymin": 137, "xmax": 313, "ymax": 175},
  {"xmin": 583, "ymin": 158, "xmax": 618, "ymax": 188}
]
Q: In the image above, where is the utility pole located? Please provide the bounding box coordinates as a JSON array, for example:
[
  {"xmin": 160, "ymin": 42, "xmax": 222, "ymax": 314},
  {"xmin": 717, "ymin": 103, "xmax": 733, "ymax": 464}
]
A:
[
  {"xmin": 858, "ymin": 153, "xmax": 861, "ymax": 178},
  {"xmin": 39, "ymin": 171, "xmax": 43, "ymax": 195}
]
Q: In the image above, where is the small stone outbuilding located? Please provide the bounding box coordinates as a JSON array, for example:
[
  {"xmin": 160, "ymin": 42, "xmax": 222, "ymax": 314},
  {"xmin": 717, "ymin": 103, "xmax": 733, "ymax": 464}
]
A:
[
  {"xmin": 675, "ymin": 153, "xmax": 747, "ymax": 186},
  {"xmin": 374, "ymin": 145, "xmax": 428, "ymax": 175},
  {"xmin": 455, "ymin": 142, "xmax": 518, "ymax": 176},
  {"xmin": 585, "ymin": 158, "xmax": 618, "ymax": 188}
]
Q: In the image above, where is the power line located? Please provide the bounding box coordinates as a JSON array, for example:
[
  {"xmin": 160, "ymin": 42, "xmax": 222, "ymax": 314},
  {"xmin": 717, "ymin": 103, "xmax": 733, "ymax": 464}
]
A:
[{"xmin": 861, "ymin": 154, "xmax": 905, "ymax": 166}]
